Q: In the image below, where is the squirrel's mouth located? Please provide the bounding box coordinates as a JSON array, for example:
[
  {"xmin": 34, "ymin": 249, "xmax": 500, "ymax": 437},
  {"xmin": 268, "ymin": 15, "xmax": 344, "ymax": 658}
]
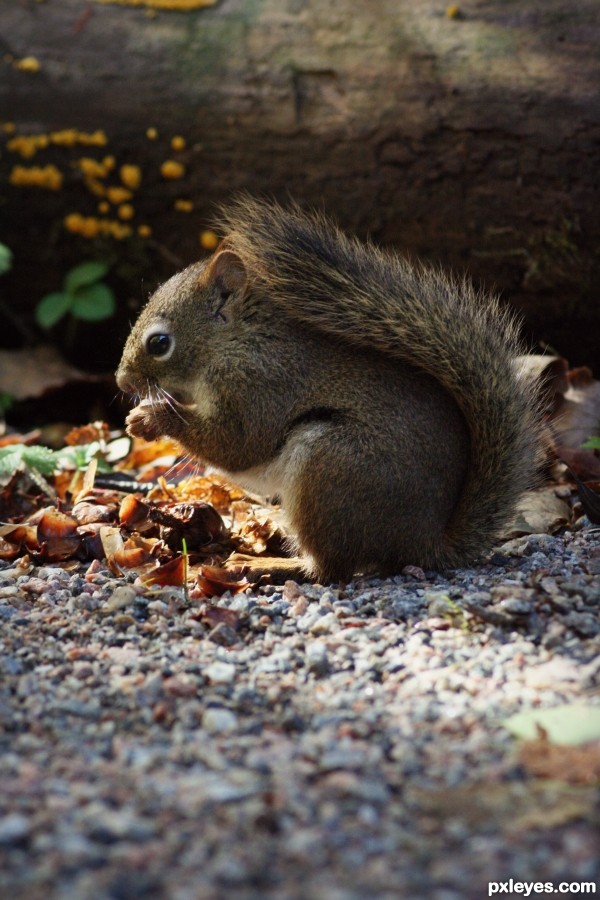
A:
[{"xmin": 135, "ymin": 390, "xmax": 197, "ymax": 410}]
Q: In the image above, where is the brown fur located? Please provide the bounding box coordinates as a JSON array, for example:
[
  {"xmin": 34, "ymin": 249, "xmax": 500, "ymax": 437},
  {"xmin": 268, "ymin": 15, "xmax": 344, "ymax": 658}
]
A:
[{"xmin": 117, "ymin": 196, "xmax": 540, "ymax": 581}]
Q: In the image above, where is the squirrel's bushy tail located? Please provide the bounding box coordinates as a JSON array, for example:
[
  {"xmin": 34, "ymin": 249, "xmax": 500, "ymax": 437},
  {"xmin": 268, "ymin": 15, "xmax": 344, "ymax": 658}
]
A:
[{"xmin": 219, "ymin": 195, "xmax": 540, "ymax": 567}]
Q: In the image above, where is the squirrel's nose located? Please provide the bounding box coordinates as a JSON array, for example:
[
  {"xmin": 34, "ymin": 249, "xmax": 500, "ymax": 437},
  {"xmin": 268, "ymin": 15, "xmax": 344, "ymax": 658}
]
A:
[{"xmin": 115, "ymin": 369, "xmax": 135, "ymax": 393}]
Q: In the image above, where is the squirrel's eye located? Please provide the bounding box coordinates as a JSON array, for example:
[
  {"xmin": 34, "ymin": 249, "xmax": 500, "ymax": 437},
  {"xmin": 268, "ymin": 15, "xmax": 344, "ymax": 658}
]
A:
[{"xmin": 146, "ymin": 333, "xmax": 172, "ymax": 357}]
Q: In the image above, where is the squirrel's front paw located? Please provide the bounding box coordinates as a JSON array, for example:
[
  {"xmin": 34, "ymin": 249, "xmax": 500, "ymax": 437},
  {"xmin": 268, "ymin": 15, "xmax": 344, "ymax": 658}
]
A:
[{"xmin": 125, "ymin": 400, "xmax": 167, "ymax": 442}]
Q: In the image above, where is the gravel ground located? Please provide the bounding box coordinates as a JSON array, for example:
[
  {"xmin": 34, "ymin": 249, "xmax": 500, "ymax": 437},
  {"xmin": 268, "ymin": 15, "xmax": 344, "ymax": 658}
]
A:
[{"xmin": 0, "ymin": 524, "xmax": 599, "ymax": 900}]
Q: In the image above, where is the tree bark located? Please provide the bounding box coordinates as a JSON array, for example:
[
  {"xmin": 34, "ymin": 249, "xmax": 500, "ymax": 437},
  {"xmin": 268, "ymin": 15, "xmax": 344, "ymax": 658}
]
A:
[{"xmin": 1, "ymin": 0, "xmax": 599, "ymax": 372}]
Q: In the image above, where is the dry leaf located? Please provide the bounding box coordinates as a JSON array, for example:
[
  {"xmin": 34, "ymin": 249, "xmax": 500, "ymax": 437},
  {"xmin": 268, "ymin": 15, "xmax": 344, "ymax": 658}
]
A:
[
  {"xmin": 509, "ymin": 487, "xmax": 571, "ymax": 535},
  {"xmin": 0, "ymin": 346, "xmax": 87, "ymax": 401},
  {"xmin": 194, "ymin": 564, "xmax": 251, "ymax": 598},
  {"xmin": 140, "ymin": 554, "xmax": 186, "ymax": 587},
  {"xmin": 36, "ymin": 508, "xmax": 81, "ymax": 561},
  {"xmin": 517, "ymin": 738, "xmax": 600, "ymax": 785}
]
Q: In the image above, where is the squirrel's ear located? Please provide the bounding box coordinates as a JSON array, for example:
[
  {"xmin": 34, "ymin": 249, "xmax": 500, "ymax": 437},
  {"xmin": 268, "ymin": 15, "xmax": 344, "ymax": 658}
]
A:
[{"xmin": 206, "ymin": 249, "xmax": 248, "ymax": 297}]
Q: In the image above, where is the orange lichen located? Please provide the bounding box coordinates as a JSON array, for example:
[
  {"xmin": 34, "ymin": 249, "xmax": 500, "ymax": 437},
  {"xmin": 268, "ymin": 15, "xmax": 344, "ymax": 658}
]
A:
[
  {"xmin": 9, "ymin": 164, "xmax": 63, "ymax": 190},
  {"xmin": 2, "ymin": 123, "xmax": 16, "ymax": 134},
  {"xmin": 120, "ymin": 164, "xmax": 142, "ymax": 189},
  {"xmin": 98, "ymin": 201, "xmax": 110, "ymax": 214},
  {"xmin": 160, "ymin": 160, "xmax": 186, "ymax": 179},
  {"xmin": 171, "ymin": 135, "xmax": 186, "ymax": 151},
  {"xmin": 174, "ymin": 199, "xmax": 194, "ymax": 212},
  {"xmin": 138, "ymin": 225, "xmax": 152, "ymax": 237},
  {"xmin": 200, "ymin": 229, "xmax": 219, "ymax": 251}
]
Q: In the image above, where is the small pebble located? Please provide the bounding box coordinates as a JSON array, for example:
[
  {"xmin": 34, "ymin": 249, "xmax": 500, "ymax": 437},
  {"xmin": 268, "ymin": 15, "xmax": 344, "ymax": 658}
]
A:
[
  {"xmin": 305, "ymin": 641, "xmax": 330, "ymax": 676},
  {"xmin": 202, "ymin": 707, "xmax": 238, "ymax": 734}
]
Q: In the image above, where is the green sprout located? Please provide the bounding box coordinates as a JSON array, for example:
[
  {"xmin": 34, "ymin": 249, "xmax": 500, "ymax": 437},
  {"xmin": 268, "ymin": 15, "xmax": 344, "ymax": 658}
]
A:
[
  {"xmin": 0, "ymin": 243, "xmax": 13, "ymax": 276},
  {"xmin": 36, "ymin": 260, "xmax": 116, "ymax": 329},
  {"xmin": 582, "ymin": 436, "xmax": 600, "ymax": 451}
]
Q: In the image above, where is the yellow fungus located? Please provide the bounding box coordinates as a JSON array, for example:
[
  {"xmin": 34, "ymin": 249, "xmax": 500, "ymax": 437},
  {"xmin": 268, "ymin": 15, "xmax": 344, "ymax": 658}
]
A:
[
  {"xmin": 64, "ymin": 213, "xmax": 86, "ymax": 231},
  {"xmin": 138, "ymin": 224, "xmax": 152, "ymax": 237},
  {"xmin": 7, "ymin": 129, "xmax": 108, "ymax": 159},
  {"xmin": 146, "ymin": 127, "xmax": 158, "ymax": 140},
  {"xmin": 102, "ymin": 156, "xmax": 116, "ymax": 171},
  {"xmin": 107, "ymin": 186, "xmax": 133, "ymax": 204},
  {"xmin": 9, "ymin": 164, "xmax": 63, "ymax": 190},
  {"xmin": 120, "ymin": 164, "xmax": 142, "ymax": 190},
  {"xmin": 200, "ymin": 229, "xmax": 219, "ymax": 251},
  {"xmin": 84, "ymin": 177, "xmax": 107, "ymax": 198},
  {"xmin": 174, "ymin": 199, "xmax": 194, "ymax": 212},
  {"xmin": 7, "ymin": 133, "xmax": 50, "ymax": 159},
  {"xmin": 446, "ymin": 4, "xmax": 461, "ymax": 18},
  {"xmin": 98, "ymin": 201, "xmax": 110, "ymax": 214},
  {"xmin": 64, "ymin": 213, "xmax": 132, "ymax": 240},
  {"xmin": 160, "ymin": 160, "xmax": 186, "ymax": 180},
  {"xmin": 51, "ymin": 129, "xmax": 107, "ymax": 148},
  {"xmin": 108, "ymin": 221, "xmax": 133, "ymax": 240},
  {"xmin": 64, "ymin": 214, "xmax": 100, "ymax": 238},
  {"xmin": 2, "ymin": 122, "xmax": 16, "ymax": 134},
  {"xmin": 76, "ymin": 157, "xmax": 110, "ymax": 179},
  {"xmin": 171, "ymin": 135, "xmax": 186, "ymax": 151},
  {"xmin": 118, "ymin": 203, "xmax": 135, "ymax": 220},
  {"xmin": 14, "ymin": 56, "xmax": 41, "ymax": 73}
]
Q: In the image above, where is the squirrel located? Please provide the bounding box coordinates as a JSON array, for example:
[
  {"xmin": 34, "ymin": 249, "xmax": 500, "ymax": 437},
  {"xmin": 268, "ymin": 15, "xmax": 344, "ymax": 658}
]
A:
[{"xmin": 116, "ymin": 196, "xmax": 540, "ymax": 583}]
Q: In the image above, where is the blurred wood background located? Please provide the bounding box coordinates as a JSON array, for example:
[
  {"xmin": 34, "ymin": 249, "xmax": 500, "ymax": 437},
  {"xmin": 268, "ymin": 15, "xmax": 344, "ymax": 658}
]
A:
[{"xmin": 1, "ymin": 0, "xmax": 599, "ymax": 372}]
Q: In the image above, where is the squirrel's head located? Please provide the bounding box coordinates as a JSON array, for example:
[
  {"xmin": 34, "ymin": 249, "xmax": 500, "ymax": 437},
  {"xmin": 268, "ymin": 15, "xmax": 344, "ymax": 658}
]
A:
[{"xmin": 116, "ymin": 248, "xmax": 249, "ymax": 418}]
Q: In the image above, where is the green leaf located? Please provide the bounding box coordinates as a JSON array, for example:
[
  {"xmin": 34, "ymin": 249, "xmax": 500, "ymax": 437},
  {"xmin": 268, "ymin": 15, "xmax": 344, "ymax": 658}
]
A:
[
  {"xmin": 56, "ymin": 442, "xmax": 112, "ymax": 472},
  {"xmin": 0, "ymin": 243, "xmax": 13, "ymax": 276},
  {"xmin": 35, "ymin": 291, "xmax": 73, "ymax": 328},
  {"xmin": 0, "ymin": 444, "xmax": 59, "ymax": 477},
  {"xmin": 71, "ymin": 283, "xmax": 116, "ymax": 321},
  {"xmin": 582, "ymin": 436, "xmax": 600, "ymax": 450},
  {"xmin": 503, "ymin": 703, "xmax": 600, "ymax": 746},
  {"xmin": 64, "ymin": 260, "xmax": 109, "ymax": 294},
  {"xmin": 0, "ymin": 392, "xmax": 14, "ymax": 415}
]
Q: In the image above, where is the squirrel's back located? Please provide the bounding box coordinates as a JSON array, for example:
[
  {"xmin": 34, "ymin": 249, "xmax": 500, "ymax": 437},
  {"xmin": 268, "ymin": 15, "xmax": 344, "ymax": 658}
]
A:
[{"xmin": 217, "ymin": 196, "xmax": 540, "ymax": 568}]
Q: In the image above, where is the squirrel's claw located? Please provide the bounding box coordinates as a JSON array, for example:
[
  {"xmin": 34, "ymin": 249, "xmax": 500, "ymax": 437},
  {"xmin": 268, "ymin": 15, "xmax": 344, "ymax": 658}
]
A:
[{"xmin": 125, "ymin": 401, "xmax": 167, "ymax": 442}]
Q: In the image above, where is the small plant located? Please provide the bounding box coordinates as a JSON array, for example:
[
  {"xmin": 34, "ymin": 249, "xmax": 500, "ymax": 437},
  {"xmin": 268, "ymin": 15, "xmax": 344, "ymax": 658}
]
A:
[
  {"xmin": 36, "ymin": 260, "xmax": 116, "ymax": 329},
  {"xmin": 0, "ymin": 443, "xmax": 58, "ymax": 478},
  {"xmin": 0, "ymin": 392, "xmax": 14, "ymax": 417},
  {"xmin": 582, "ymin": 436, "xmax": 600, "ymax": 451},
  {"xmin": 0, "ymin": 436, "xmax": 131, "ymax": 480},
  {"xmin": 0, "ymin": 243, "xmax": 13, "ymax": 276}
]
